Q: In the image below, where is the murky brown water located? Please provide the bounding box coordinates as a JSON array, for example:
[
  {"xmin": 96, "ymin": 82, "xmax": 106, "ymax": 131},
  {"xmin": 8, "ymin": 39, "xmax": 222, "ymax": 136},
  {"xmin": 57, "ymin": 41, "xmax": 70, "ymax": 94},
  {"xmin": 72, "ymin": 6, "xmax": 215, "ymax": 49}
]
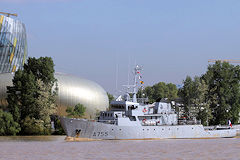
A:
[{"xmin": 0, "ymin": 136, "xmax": 239, "ymax": 160}]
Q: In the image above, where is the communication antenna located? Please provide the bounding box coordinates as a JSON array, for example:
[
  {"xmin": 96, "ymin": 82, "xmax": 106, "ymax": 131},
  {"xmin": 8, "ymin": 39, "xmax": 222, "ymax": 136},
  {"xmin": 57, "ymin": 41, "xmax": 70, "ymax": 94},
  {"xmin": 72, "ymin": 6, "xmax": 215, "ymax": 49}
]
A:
[
  {"xmin": 0, "ymin": 12, "xmax": 18, "ymax": 17},
  {"xmin": 127, "ymin": 56, "xmax": 130, "ymax": 86},
  {"xmin": 115, "ymin": 54, "xmax": 119, "ymax": 94}
]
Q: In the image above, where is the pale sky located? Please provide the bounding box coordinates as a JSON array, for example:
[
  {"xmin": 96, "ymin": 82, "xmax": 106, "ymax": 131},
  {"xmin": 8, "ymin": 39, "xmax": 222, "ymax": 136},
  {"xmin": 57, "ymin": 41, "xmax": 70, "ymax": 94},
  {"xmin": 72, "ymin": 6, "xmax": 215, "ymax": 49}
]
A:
[{"xmin": 1, "ymin": 0, "xmax": 240, "ymax": 94}]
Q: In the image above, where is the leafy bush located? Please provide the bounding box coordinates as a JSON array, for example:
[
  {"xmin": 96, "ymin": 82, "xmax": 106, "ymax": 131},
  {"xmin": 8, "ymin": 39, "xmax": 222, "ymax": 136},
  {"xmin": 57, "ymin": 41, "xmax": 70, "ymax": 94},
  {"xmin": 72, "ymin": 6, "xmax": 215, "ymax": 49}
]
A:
[
  {"xmin": 66, "ymin": 103, "xmax": 86, "ymax": 118},
  {"xmin": 21, "ymin": 116, "xmax": 51, "ymax": 135},
  {"xmin": 0, "ymin": 109, "xmax": 20, "ymax": 136}
]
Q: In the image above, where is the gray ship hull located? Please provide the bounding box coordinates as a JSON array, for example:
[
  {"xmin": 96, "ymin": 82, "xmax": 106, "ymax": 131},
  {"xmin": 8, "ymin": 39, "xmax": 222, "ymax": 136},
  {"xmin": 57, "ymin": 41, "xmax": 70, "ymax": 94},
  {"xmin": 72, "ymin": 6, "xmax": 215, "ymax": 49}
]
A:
[{"xmin": 60, "ymin": 117, "xmax": 237, "ymax": 140}]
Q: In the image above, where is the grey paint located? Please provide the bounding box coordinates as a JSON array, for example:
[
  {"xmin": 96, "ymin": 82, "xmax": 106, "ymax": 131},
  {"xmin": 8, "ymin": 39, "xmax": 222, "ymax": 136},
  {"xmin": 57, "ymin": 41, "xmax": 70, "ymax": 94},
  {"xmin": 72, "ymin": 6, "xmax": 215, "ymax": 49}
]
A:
[
  {"xmin": 0, "ymin": 73, "xmax": 109, "ymax": 117},
  {"xmin": 60, "ymin": 117, "xmax": 237, "ymax": 139}
]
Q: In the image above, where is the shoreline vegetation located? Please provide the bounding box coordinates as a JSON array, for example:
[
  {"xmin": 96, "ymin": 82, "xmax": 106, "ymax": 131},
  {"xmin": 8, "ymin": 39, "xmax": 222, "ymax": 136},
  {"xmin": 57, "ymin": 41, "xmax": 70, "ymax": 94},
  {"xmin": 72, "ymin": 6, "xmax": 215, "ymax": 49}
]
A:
[
  {"xmin": 1, "ymin": 58, "xmax": 240, "ymax": 136},
  {"xmin": 1, "ymin": 57, "xmax": 58, "ymax": 136}
]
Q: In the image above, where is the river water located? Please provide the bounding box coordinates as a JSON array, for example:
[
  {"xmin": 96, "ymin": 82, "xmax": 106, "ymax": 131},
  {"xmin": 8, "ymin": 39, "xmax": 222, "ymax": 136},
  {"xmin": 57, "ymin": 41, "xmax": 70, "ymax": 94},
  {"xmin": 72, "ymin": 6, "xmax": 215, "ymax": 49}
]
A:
[{"xmin": 0, "ymin": 136, "xmax": 239, "ymax": 160}]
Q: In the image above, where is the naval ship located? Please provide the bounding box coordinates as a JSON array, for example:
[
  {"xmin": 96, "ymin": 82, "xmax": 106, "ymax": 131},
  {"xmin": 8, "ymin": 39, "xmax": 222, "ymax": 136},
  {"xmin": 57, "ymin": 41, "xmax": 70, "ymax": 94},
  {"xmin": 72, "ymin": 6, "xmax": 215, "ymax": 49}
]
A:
[{"xmin": 60, "ymin": 65, "xmax": 237, "ymax": 140}]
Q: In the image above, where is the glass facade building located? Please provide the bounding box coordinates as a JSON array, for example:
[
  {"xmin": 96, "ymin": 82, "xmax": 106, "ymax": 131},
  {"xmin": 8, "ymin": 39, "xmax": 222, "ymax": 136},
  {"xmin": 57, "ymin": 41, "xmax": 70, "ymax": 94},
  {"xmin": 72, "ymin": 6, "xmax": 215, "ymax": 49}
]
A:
[{"xmin": 0, "ymin": 15, "xmax": 27, "ymax": 73}]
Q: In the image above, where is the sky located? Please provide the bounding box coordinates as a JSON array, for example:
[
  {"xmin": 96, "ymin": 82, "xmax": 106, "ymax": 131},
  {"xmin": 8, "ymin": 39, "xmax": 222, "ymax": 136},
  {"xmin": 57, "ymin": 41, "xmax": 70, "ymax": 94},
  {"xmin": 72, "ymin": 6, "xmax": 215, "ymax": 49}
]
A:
[{"xmin": 1, "ymin": 0, "xmax": 240, "ymax": 94}]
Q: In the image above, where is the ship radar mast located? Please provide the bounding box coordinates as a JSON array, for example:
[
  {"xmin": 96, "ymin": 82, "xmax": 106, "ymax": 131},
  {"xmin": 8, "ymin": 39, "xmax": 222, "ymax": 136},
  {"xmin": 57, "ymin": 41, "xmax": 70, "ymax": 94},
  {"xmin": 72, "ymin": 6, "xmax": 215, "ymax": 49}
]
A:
[
  {"xmin": 122, "ymin": 65, "xmax": 143, "ymax": 103},
  {"xmin": 133, "ymin": 65, "xmax": 142, "ymax": 102}
]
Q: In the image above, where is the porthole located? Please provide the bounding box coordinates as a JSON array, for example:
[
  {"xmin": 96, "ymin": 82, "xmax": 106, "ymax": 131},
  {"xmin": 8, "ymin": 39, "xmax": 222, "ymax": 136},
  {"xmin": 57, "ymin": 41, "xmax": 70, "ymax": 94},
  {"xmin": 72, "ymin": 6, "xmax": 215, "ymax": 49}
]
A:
[
  {"xmin": 162, "ymin": 129, "xmax": 164, "ymax": 131},
  {"xmin": 112, "ymin": 129, "xmax": 114, "ymax": 131},
  {"xmin": 169, "ymin": 128, "xmax": 170, "ymax": 130},
  {"xmin": 119, "ymin": 129, "xmax": 121, "ymax": 131}
]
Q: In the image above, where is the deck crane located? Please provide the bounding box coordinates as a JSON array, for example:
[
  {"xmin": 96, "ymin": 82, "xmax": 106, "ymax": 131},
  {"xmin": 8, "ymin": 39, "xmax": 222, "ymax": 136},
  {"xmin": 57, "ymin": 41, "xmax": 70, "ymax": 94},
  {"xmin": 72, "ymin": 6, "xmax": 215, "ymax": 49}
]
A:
[
  {"xmin": 208, "ymin": 59, "xmax": 240, "ymax": 63},
  {"xmin": 0, "ymin": 12, "xmax": 18, "ymax": 17}
]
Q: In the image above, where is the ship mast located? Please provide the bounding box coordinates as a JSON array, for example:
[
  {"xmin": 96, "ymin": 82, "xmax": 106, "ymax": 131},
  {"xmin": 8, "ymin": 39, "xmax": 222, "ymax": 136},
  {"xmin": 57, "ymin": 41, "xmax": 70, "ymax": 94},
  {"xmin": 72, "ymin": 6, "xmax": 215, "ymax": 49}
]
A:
[
  {"xmin": 132, "ymin": 65, "xmax": 142, "ymax": 103},
  {"xmin": 122, "ymin": 65, "xmax": 143, "ymax": 103}
]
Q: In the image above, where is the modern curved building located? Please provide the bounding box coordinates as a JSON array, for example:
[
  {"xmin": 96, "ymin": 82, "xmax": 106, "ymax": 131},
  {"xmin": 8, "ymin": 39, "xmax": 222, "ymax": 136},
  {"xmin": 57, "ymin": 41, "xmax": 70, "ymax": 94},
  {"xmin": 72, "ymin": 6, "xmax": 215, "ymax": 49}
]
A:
[
  {"xmin": 55, "ymin": 73, "xmax": 108, "ymax": 118},
  {"xmin": 0, "ymin": 73, "xmax": 109, "ymax": 118},
  {"xmin": 0, "ymin": 15, "xmax": 27, "ymax": 73}
]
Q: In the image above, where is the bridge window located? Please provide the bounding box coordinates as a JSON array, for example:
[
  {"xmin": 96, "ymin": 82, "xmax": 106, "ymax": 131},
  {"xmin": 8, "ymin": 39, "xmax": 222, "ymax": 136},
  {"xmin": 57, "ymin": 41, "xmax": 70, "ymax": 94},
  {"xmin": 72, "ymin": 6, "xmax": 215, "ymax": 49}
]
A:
[{"xmin": 129, "ymin": 116, "xmax": 136, "ymax": 121}]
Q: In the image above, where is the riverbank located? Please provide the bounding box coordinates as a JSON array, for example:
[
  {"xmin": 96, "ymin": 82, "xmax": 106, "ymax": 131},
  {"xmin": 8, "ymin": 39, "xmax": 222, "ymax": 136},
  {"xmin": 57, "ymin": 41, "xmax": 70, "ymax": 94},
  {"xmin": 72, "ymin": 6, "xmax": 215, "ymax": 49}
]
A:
[{"xmin": 0, "ymin": 136, "xmax": 65, "ymax": 142}]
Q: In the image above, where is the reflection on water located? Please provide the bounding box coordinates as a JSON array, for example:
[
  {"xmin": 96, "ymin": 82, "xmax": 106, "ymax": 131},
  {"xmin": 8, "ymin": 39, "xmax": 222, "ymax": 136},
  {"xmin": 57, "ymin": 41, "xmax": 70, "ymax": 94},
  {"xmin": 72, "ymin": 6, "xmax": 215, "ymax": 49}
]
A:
[
  {"xmin": 0, "ymin": 136, "xmax": 64, "ymax": 142},
  {"xmin": 0, "ymin": 136, "xmax": 240, "ymax": 160}
]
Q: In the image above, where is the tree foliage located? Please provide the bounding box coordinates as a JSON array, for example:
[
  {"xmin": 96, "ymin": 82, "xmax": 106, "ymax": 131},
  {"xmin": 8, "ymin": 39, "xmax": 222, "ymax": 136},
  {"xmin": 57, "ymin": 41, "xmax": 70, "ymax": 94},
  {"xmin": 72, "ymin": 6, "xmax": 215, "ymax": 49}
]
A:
[
  {"xmin": 107, "ymin": 92, "xmax": 114, "ymax": 104},
  {"xmin": 202, "ymin": 61, "xmax": 240, "ymax": 125},
  {"xmin": 138, "ymin": 82, "xmax": 178, "ymax": 103},
  {"xmin": 0, "ymin": 109, "xmax": 21, "ymax": 135},
  {"xmin": 6, "ymin": 57, "xmax": 57, "ymax": 135},
  {"xmin": 66, "ymin": 103, "xmax": 86, "ymax": 118},
  {"xmin": 21, "ymin": 116, "xmax": 48, "ymax": 135},
  {"xmin": 179, "ymin": 76, "xmax": 212, "ymax": 125},
  {"xmin": 180, "ymin": 61, "xmax": 240, "ymax": 125}
]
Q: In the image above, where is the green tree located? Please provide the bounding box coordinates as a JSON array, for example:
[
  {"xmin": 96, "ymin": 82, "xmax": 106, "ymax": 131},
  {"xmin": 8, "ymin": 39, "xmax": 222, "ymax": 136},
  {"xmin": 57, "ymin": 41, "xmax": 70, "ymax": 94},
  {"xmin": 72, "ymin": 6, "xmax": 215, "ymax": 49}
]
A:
[
  {"xmin": 24, "ymin": 57, "xmax": 55, "ymax": 85},
  {"xmin": 139, "ymin": 82, "xmax": 178, "ymax": 103},
  {"xmin": 166, "ymin": 83, "xmax": 178, "ymax": 101},
  {"xmin": 202, "ymin": 61, "xmax": 240, "ymax": 125},
  {"xmin": 21, "ymin": 116, "xmax": 46, "ymax": 135},
  {"xmin": 142, "ymin": 86, "xmax": 154, "ymax": 103},
  {"xmin": 66, "ymin": 103, "xmax": 86, "ymax": 118},
  {"xmin": 192, "ymin": 77, "xmax": 213, "ymax": 125},
  {"xmin": 178, "ymin": 76, "xmax": 196, "ymax": 118},
  {"xmin": 107, "ymin": 92, "xmax": 114, "ymax": 104},
  {"xmin": 179, "ymin": 76, "xmax": 213, "ymax": 125},
  {"xmin": 0, "ymin": 109, "xmax": 21, "ymax": 135},
  {"xmin": 6, "ymin": 57, "xmax": 57, "ymax": 135},
  {"xmin": 6, "ymin": 70, "xmax": 23, "ymax": 123},
  {"xmin": 30, "ymin": 79, "xmax": 57, "ymax": 134}
]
